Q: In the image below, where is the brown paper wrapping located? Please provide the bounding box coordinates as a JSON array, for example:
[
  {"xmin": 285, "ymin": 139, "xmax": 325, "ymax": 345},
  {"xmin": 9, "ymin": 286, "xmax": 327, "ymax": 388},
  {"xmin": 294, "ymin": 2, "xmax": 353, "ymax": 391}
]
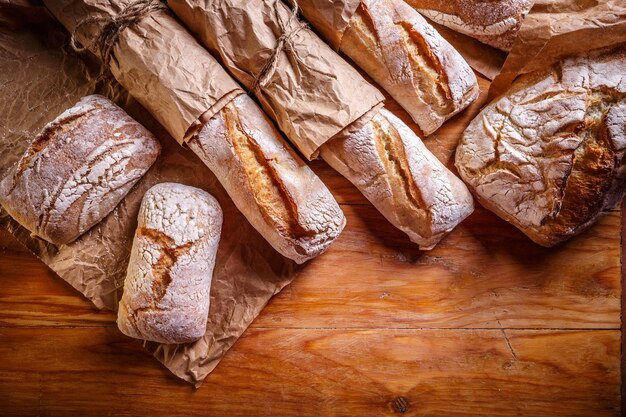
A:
[
  {"xmin": 168, "ymin": 0, "xmax": 385, "ymax": 160},
  {"xmin": 1, "ymin": 0, "xmax": 300, "ymax": 387},
  {"xmin": 489, "ymin": 0, "xmax": 626, "ymax": 99},
  {"xmin": 44, "ymin": 0, "xmax": 243, "ymax": 145},
  {"xmin": 292, "ymin": 0, "xmax": 505, "ymax": 80}
]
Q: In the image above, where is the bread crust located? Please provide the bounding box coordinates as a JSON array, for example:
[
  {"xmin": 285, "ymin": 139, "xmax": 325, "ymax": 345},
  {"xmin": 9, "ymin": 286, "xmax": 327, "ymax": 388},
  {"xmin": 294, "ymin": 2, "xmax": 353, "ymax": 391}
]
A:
[
  {"xmin": 188, "ymin": 94, "xmax": 346, "ymax": 263},
  {"xmin": 341, "ymin": 0, "xmax": 479, "ymax": 135},
  {"xmin": 0, "ymin": 95, "xmax": 160, "ymax": 245},
  {"xmin": 405, "ymin": 0, "xmax": 533, "ymax": 51},
  {"xmin": 322, "ymin": 108, "xmax": 474, "ymax": 249},
  {"xmin": 117, "ymin": 183, "xmax": 222, "ymax": 344},
  {"xmin": 456, "ymin": 47, "xmax": 626, "ymax": 246}
]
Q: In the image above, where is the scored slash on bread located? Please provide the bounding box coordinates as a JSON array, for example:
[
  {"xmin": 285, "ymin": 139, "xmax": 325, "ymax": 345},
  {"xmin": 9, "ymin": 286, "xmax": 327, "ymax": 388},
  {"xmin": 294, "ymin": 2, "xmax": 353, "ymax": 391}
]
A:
[
  {"xmin": 456, "ymin": 47, "xmax": 626, "ymax": 246},
  {"xmin": 0, "ymin": 95, "xmax": 160, "ymax": 245},
  {"xmin": 340, "ymin": 0, "xmax": 479, "ymax": 135},
  {"xmin": 322, "ymin": 108, "xmax": 474, "ymax": 250},
  {"xmin": 117, "ymin": 183, "xmax": 222, "ymax": 345},
  {"xmin": 188, "ymin": 94, "xmax": 346, "ymax": 264}
]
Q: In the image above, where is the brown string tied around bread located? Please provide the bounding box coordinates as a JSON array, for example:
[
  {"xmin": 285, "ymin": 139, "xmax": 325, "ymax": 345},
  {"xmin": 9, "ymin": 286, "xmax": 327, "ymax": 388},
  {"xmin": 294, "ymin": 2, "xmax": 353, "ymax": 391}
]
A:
[
  {"xmin": 251, "ymin": 0, "xmax": 308, "ymax": 93},
  {"xmin": 70, "ymin": 0, "xmax": 167, "ymax": 68}
]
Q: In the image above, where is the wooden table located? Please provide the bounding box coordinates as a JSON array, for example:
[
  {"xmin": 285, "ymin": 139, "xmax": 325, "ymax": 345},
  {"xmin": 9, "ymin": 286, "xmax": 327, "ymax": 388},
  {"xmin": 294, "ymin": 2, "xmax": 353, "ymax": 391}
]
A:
[{"xmin": 0, "ymin": 76, "xmax": 622, "ymax": 416}]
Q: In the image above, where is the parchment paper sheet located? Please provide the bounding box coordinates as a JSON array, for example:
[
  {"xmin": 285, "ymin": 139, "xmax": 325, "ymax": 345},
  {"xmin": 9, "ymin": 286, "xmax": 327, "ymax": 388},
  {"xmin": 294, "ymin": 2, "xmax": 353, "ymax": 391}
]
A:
[
  {"xmin": 168, "ymin": 0, "xmax": 385, "ymax": 160},
  {"xmin": 0, "ymin": 0, "xmax": 301, "ymax": 387},
  {"xmin": 489, "ymin": 0, "xmax": 626, "ymax": 99}
]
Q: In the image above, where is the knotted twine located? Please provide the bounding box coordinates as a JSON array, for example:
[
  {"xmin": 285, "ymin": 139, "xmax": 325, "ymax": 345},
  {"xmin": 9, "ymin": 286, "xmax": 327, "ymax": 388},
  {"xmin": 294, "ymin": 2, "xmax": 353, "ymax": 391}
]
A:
[
  {"xmin": 70, "ymin": 0, "xmax": 167, "ymax": 68},
  {"xmin": 69, "ymin": 0, "xmax": 307, "ymax": 96},
  {"xmin": 251, "ymin": 0, "xmax": 308, "ymax": 94}
]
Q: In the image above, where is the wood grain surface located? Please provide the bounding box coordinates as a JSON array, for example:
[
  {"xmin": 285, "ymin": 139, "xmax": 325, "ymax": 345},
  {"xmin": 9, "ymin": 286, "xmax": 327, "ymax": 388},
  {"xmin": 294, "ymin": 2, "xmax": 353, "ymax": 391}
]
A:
[{"xmin": 0, "ymin": 49, "xmax": 622, "ymax": 417}]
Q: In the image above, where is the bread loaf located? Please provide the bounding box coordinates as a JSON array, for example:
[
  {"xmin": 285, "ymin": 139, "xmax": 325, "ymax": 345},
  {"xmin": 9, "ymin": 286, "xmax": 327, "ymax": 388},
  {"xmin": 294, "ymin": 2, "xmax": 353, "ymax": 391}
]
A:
[
  {"xmin": 321, "ymin": 108, "xmax": 474, "ymax": 249},
  {"xmin": 188, "ymin": 94, "xmax": 346, "ymax": 263},
  {"xmin": 456, "ymin": 47, "xmax": 626, "ymax": 246},
  {"xmin": 405, "ymin": 0, "xmax": 533, "ymax": 51},
  {"xmin": 0, "ymin": 95, "xmax": 160, "ymax": 245},
  {"xmin": 117, "ymin": 183, "xmax": 222, "ymax": 344},
  {"xmin": 340, "ymin": 0, "xmax": 479, "ymax": 135}
]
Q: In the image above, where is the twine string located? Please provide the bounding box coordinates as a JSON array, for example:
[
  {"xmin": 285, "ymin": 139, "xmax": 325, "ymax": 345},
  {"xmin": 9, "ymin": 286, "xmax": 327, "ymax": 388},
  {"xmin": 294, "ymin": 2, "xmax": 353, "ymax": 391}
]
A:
[
  {"xmin": 251, "ymin": 0, "xmax": 307, "ymax": 93},
  {"xmin": 70, "ymin": 0, "xmax": 167, "ymax": 67}
]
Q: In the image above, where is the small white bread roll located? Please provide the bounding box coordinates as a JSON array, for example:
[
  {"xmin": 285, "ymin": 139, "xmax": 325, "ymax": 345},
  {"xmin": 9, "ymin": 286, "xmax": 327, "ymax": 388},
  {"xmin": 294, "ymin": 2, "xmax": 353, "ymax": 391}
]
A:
[{"xmin": 117, "ymin": 183, "xmax": 222, "ymax": 344}]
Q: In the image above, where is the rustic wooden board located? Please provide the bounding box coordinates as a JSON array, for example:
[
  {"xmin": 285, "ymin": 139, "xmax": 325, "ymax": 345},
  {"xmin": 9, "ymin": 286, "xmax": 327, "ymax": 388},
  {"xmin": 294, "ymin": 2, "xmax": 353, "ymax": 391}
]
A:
[{"xmin": 0, "ymin": 60, "xmax": 621, "ymax": 416}]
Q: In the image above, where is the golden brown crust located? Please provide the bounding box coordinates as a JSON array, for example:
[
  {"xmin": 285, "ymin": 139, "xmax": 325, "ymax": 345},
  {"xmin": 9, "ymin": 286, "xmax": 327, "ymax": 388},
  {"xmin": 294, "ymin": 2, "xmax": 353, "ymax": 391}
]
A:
[
  {"xmin": 457, "ymin": 47, "xmax": 626, "ymax": 246},
  {"xmin": 188, "ymin": 94, "xmax": 346, "ymax": 263},
  {"xmin": 321, "ymin": 108, "xmax": 474, "ymax": 249},
  {"xmin": 341, "ymin": 0, "xmax": 478, "ymax": 134}
]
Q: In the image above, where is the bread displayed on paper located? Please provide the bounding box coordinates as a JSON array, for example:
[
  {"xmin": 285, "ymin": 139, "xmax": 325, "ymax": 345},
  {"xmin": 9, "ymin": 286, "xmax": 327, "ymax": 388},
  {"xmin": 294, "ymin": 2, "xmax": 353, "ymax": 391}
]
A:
[
  {"xmin": 117, "ymin": 183, "xmax": 222, "ymax": 344},
  {"xmin": 0, "ymin": 94, "xmax": 160, "ymax": 245},
  {"xmin": 297, "ymin": 0, "xmax": 479, "ymax": 135},
  {"xmin": 405, "ymin": 0, "xmax": 533, "ymax": 52},
  {"xmin": 189, "ymin": 94, "xmax": 346, "ymax": 263},
  {"xmin": 456, "ymin": 47, "xmax": 626, "ymax": 246},
  {"xmin": 168, "ymin": 0, "xmax": 475, "ymax": 249},
  {"xmin": 44, "ymin": 0, "xmax": 345, "ymax": 263}
]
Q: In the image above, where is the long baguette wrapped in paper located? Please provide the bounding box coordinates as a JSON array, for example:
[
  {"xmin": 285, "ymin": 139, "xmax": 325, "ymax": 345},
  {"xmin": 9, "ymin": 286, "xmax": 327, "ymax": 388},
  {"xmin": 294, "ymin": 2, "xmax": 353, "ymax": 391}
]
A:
[
  {"xmin": 293, "ymin": 0, "xmax": 479, "ymax": 135},
  {"xmin": 45, "ymin": 0, "xmax": 241, "ymax": 145},
  {"xmin": 168, "ymin": 0, "xmax": 385, "ymax": 159},
  {"xmin": 168, "ymin": 0, "xmax": 475, "ymax": 249},
  {"xmin": 44, "ymin": 0, "xmax": 346, "ymax": 263}
]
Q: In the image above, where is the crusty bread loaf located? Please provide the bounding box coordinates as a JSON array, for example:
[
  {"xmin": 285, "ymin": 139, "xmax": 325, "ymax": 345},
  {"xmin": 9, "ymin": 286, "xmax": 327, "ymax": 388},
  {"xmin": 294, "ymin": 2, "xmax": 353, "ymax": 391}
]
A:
[
  {"xmin": 0, "ymin": 95, "xmax": 160, "ymax": 245},
  {"xmin": 341, "ymin": 0, "xmax": 479, "ymax": 135},
  {"xmin": 187, "ymin": 94, "xmax": 346, "ymax": 263},
  {"xmin": 117, "ymin": 183, "xmax": 222, "ymax": 344},
  {"xmin": 456, "ymin": 47, "xmax": 626, "ymax": 246},
  {"xmin": 321, "ymin": 108, "xmax": 474, "ymax": 249},
  {"xmin": 405, "ymin": 0, "xmax": 533, "ymax": 51}
]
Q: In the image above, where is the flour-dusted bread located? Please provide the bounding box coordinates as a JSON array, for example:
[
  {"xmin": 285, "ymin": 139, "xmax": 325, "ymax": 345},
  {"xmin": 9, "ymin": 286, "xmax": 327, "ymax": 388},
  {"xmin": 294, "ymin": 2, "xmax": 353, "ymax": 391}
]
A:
[
  {"xmin": 341, "ymin": 0, "xmax": 479, "ymax": 135},
  {"xmin": 0, "ymin": 95, "xmax": 160, "ymax": 245},
  {"xmin": 188, "ymin": 94, "xmax": 346, "ymax": 264},
  {"xmin": 321, "ymin": 108, "xmax": 474, "ymax": 249},
  {"xmin": 456, "ymin": 47, "xmax": 626, "ymax": 246},
  {"xmin": 117, "ymin": 183, "xmax": 222, "ymax": 344},
  {"xmin": 405, "ymin": 0, "xmax": 533, "ymax": 51}
]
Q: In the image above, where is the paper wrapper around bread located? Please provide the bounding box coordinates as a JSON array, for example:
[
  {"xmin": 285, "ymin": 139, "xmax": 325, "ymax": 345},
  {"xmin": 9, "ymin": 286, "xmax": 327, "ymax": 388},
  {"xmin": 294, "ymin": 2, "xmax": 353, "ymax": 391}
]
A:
[
  {"xmin": 167, "ymin": 0, "xmax": 385, "ymax": 160},
  {"xmin": 290, "ymin": 0, "xmax": 506, "ymax": 80},
  {"xmin": 489, "ymin": 0, "xmax": 626, "ymax": 99},
  {"xmin": 44, "ymin": 0, "xmax": 243, "ymax": 146},
  {"xmin": 0, "ymin": 1, "xmax": 302, "ymax": 387}
]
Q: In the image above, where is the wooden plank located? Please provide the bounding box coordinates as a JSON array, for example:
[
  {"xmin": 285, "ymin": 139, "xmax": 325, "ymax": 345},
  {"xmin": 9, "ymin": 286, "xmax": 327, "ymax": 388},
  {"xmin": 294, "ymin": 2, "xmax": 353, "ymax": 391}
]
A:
[
  {"xmin": 0, "ymin": 205, "xmax": 620, "ymax": 329},
  {"xmin": 0, "ymin": 327, "xmax": 618, "ymax": 416},
  {"xmin": 255, "ymin": 205, "xmax": 621, "ymax": 329},
  {"xmin": 0, "ymin": 246, "xmax": 115, "ymax": 327}
]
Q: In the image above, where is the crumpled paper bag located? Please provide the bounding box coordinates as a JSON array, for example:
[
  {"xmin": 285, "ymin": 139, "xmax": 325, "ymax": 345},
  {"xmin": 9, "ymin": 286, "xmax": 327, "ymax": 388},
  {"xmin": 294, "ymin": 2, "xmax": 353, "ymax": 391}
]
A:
[{"xmin": 0, "ymin": 0, "xmax": 300, "ymax": 387}]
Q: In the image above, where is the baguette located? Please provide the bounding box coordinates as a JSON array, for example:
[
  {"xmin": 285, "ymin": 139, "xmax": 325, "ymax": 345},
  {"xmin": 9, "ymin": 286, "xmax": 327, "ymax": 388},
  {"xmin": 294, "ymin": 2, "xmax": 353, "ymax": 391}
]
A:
[
  {"xmin": 405, "ymin": 0, "xmax": 533, "ymax": 51},
  {"xmin": 0, "ymin": 95, "xmax": 160, "ymax": 245},
  {"xmin": 321, "ymin": 108, "xmax": 474, "ymax": 249},
  {"xmin": 117, "ymin": 183, "xmax": 222, "ymax": 344},
  {"xmin": 339, "ymin": 0, "xmax": 479, "ymax": 135},
  {"xmin": 456, "ymin": 47, "xmax": 626, "ymax": 246},
  {"xmin": 188, "ymin": 94, "xmax": 346, "ymax": 263}
]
